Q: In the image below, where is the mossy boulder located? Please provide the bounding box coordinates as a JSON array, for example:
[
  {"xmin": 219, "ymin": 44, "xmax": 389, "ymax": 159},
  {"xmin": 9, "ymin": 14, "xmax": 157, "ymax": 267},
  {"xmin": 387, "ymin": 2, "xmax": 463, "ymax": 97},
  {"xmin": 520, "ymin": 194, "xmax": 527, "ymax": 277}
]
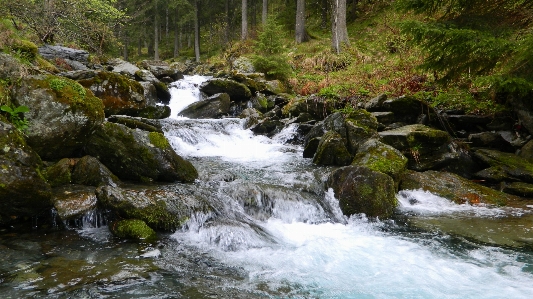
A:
[
  {"xmin": 78, "ymin": 71, "xmax": 147, "ymax": 117},
  {"xmin": 11, "ymin": 40, "xmax": 39, "ymax": 62},
  {"xmin": 344, "ymin": 109, "xmax": 379, "ymax": 155},
  {"xmin": 501, "ymin": 182, "xmax": 533, "ymax": 198},
  {"xmin": 71, "ymin": 155, "xmax": 120, "ymax": 187},
  {"xmin": 200, "ymin": 78, "xmax": 252, "ymax": 101},
  {"xmin": 110, "ymin": 219, "xmax": 157, "ymax": 241},
  {"xmin": 107, "ymin": 58, "xmax": 141, "ymax": 78},
  {"xmin": 44, "ymin": 158, "xmax": 76, "ymax": 187},
  {"xmin": 0, "ymin": 53, "xmax": 28, "ymax": 80},
  {"xmin": 85, "ymin": 122, "xmax": 198, "ymax": 183},
  {"xmin": 238, "ymin": 108, "xmax": 263, "ymax": 129},
  {"xmin": 352, "ymin": 139, "xmax": 408, "ymax": 187},
  {"xmin": 247, "ymin": 93, "xmax": 274, "ymax": 113},
  {"xmin": 180, "ymin": 93, "xmax": 230, "ymax": 119},
  {"xmin": 0, "ymin": 121, "xmax": 52, "ymax": 224},
  {"xmin": 313, "ymin": 131, "xmax": 352, "ymax": 166},
  {"xmin": 134, "ymin": 70, "xmax": 171, "ymax": 102},
  {"xmin": 326, "ymin": 165, "xmax": 397, "ymax": 218},
  {"xmin": 473, "ymin": 149, "xmax": 533, "ymax": 184},
  {"xmin": 282, "ymin": 95, "xmax": 337, "ymax": 120},
  {"xmin": 51, "ymin": 185, "xmax": 97, "ymax": 220},
  {"xmin": 107, "ymin": 115, "xmax": 163, "ymax": 133},
  {"xmin": 399, "ymin": 170, "xmax": 519, "ymax": 206},
  {"xmin": 382, "ymin": 96, "xmax": 427, "ymax": 123},
  {"xmin": 14, "ymin": 75, "xmax": 105, "ymax": 160},
  {"xmin": 96, "ymin": 184, "xmax": 212, "ymax": 231}
]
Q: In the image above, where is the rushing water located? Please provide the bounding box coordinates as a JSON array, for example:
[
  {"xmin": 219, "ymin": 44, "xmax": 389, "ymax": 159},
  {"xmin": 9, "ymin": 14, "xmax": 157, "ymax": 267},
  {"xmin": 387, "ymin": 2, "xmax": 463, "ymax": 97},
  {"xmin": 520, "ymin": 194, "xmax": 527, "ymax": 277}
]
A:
[{"xmin": 2, "ymin": 75, "xmax": 533, "ymax": 298}]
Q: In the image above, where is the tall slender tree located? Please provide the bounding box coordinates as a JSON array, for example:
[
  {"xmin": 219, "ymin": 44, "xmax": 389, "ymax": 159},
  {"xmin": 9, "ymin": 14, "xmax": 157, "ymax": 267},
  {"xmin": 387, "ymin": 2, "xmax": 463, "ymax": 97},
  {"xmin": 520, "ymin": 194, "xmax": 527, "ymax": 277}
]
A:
[
  {"xmin": 242, "ymin": 0, "xmax": 248, "ymax": 40},
  {"xmin": 154, "ymin": 0, "xmax": 160, "ymax": 60},
  {"xmin": 193, "ymin": 0, "xmax": 200, "ymax": 62},
  {"xmin": 262, "ymin": 0, "xmax": 268, "ymax": 26},
  {"xmin": 295, "ymin": 0, "xmax": 308, "ymax": 43},
  {"xmin": 331, "ymin": 0, "xmax": 349, "ymax": 53}
]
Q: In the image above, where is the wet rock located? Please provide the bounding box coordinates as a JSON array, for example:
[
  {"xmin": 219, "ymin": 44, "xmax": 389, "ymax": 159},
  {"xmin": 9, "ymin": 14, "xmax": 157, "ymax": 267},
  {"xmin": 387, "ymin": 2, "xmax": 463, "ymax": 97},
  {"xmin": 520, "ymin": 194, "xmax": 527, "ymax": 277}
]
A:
[
  {"xmin": 326, "ymin": 165, "xmax": 396, "ymax": 218},
  {"xmin": 137, "ymin": 105, "xmax": 171, "ymax": 119},
  {"xmin": 51, "ymin": 185, "xmax": 97, "ymax": 220},
  {"xmin": 71, "ymin": 155, "xmax": 120, "ymax": 187},
  {"xmin": 14, "ymin": 75, "xmax": 105, "ymax": 160},
  {"xmin": 501, "ymin": 182, "xmax": 533, "ymax": 198},
  {"xmin": 180, "ymin": 93, "xmax": 230, "ymax": 119},
  {"xmin": 107, "ymin": 115, "xmax": 163, "ymax": 133},
  {"xmin": 473, "ymin": 166, "xmax": 517, "ymax": 183},
  {"xmin": 239, "ymin": 108, "xmax": 263, "ymax": 129},
  {"xmin": 445, "ymin": 114, "xmax": 491, "ymax": 132},
  {"xmin": 78, "ymin": 71, "xmax": 146, "ymax": 117},
  {"xmin": 313, "ymin": 131, "xmax": 352, "ymax": 166},
  {"xmin": 0, "ymin": 121, "xmax": 52, "ymax": 223},
  {"xmin": 399, "ymin": 170, "xmax": 518, "ymax": 205},
  {"xmin": 231, "ymin": 72, "xmax": 267, "ymax": 94},
  {"xmin": 303, "ymin": 137, "xmax": 320, "ymax": 158},
  {"xmin": 96, "ymin": 184, "xmax": 211, "ymax": 230},
  {"xmin": 85, "ymin": 122, "xmax": 198, "ymax": 183},
  {"xmin": 110, "ymin": 219, "xmax": 157, "ymax": 241},
  {"xmin": 139, "ymin": 81, "xmax": 158, "ymax": 107},
  {"xmin": 44, "ymin": 158, "xmax": 76, "ymax": 187},
  {"xmin": 251, "ymin": 118, "xmax": 284, "ymax": 136},
  {"xmin": 38, "ymin": 45, "xmax": 89, "ymax": 64},
  {"xmin": 352, "ymin": 139, "xmax": 408, "ymax": 186},
  {"xmin": 468, "ymin": 132, "xmax": 514, "ymax": 152},
  {"xmin": 474, "ymin": 149, "xmax": 533, "ymax": 184},
  {"xmin": 344, "ymin": 109, "xmax": 379, "ymax": 155},
  {"xmin": 200, "ymin": 78, "xmax": 251, "ymax": 101},
  {"xmin": 247, "ymin": 93, "xmax": 274, "ymax": 113},
  {"xmin": 304, "ymin": 112, "xmax": 347, "ymax": 149}
]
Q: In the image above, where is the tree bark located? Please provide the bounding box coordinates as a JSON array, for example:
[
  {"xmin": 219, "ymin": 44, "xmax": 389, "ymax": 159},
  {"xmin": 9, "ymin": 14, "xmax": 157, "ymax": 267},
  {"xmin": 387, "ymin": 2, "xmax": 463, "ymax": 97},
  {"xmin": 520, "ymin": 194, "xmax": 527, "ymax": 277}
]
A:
[
  {"xmin": 154, "ymin": 0, "xmax": 159, "ymax": 60},
  {"xmin": 331, "ymin": 0, "xmax": 349, "ymax": 53},
  {"xmin": 174, "ymin": 6, "xmax": 179, "ymax": 58},
  {"xmin": 242, "ymin": 0, "xmax": 248, "ymax": 40},
  {"xmin": 194, "ymin": 0, "xmax": 200, "ymax": 62},
  {"xmin": 295, "ymin": 0, "xmax": 308, "ymax": 43},
  {"xmin": 262, "ymin": 0, "xmax": 268, "ymax": 26}
]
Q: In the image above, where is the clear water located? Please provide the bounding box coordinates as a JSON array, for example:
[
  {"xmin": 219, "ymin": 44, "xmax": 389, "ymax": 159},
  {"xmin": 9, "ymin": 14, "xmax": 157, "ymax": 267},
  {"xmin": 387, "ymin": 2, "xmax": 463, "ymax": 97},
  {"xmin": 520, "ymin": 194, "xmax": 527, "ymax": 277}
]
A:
[{"xmin": 2, "ymin": 76, "xmax": 533, "ymax": 298}]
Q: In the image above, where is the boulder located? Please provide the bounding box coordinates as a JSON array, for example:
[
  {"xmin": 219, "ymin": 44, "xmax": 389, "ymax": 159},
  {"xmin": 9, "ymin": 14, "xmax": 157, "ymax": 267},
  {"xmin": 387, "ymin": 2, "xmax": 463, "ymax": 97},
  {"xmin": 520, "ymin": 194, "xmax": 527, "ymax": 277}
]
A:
[
  {"xmin": 519, "ymin": 139, "xmax": 533, "ymax": 162},
  {"xmin": 352, "ymin": 139, "xmax": 408, "ymax": 186},
  {"xmin": 473, "ymin": 149, "xmax": 533, "ymax": 183},
  {"xmin": 238, "ymin": 108, "xmax": 263, "ymax": 129},
  {"xmin": 139, "ymin": 60, "xmax": 176, "ymax": 79},
  {"xmin": 364, "ymin": 93, "xmax": 388, "ymax": 111},
  {"xmin": 508, "ymin": 95, "xmax": 533, "ymax": 135},
  {"xmin": 283, "ymin": 95, "xmax": 337, "ymax": 120},
  {"xmin": 326, "ymin": 166, "xmax": 397, "ymax": 218},
  {"xmin": 445, "ymin": 114, "xmax": 492, "ymax": 133},
  {"xmin": 14, "ymin": 75, "xmax": 105, "ymax": 160},
  {"xmin": 303, "ymin": 137, "xmax": 320, "ymax": 158},
  {"xmin": 139, "ymin": 82, "xmax": 158, "ymax": 107},
  {"xmin": 51, "ymin": 185, "xmax": 97, "ymax": 220},
  {"xmin": 78, "ymin": 71, "xmax": 147, "ymax": 117},
  {"xmin": 58, "ymin": 70, "xmax": 97, "ymax": 81},
  {"xmin": 180, "ymin": 93, "xmax": 230, "ymax": 119},
  {"xmin": 313, "ymin": 131, "xmax": 352, "ymax": 166},
  {"xmin": 200, "ymin": 78, "xmax": 251, "ymax": 101},
  {"xmin": 232, "ymin": 57, "xmax": 255, "ymax": 73},
  {"xmin": 85, "ymin": 122, "xmax": 198, "ymax": 183},
  {"xmin": 44, "ymin": 158, "xmax": 76, "ymax": 187},
  {"xmin": 468, "ymin": 132, "xmax": 514, "ymax": 152},
  {"xmin": 501, "ymin": 182, "xmax": 533, "ymax": 198},
  {"xmin": 71, "ymin": 155, "xmax": 120, "ymax": 187},
  {"xmin": 0, "ymin": 53, "xmax": 28, "ymax": 80},
  {"xmin": 96, "ymin": 184, "xmax": 211, "ymax": 230},
  {"xmin": 137, "ymin": 105, "xmax": 171, "ymax": 119},
  {"xmin": 38, "ymin": 45, "xmax": 89, "ymax": 64},
  {"xmin": 399, "ymin": 170, "xmax": 518, "ymax": 205},
  {"xmin": 247, "ymin": 93, "xmax": 274, "ymax": 113},
  {"xmin": 381, "ymin": 96, "xmax": 427, "ymax": 123},
  {"xmin": 110, "ymin": 219, "xmax": 157, "ymax": 241},
  {"xmin": 473, "ymin": 166, "xmax": 517, "ymax": 183},
  {"xmin": 371, "ymin": 111, "xmax": 395, "ymax": 126},
  {"xmin": 107, "ymin": 58, "xmax": 140, "ymax": 77},
  {"xmin": 0, "ymin": 120, "xmax": 52, "ymax": 223},
  {"xmin": 107, "ymin": 115, "xmax": 163, "ymax": 133},
  {"xmin": 231, "ymin": 72, "xmax": 267, "ymax": 94}
]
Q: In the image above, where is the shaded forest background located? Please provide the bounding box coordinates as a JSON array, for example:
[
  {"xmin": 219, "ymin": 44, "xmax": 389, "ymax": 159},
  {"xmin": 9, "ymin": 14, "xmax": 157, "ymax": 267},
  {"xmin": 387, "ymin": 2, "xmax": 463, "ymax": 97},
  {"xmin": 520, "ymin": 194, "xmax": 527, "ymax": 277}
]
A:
[{"xmin": 1, "ymin": 0, "xmax": 532, "ymax": 115}]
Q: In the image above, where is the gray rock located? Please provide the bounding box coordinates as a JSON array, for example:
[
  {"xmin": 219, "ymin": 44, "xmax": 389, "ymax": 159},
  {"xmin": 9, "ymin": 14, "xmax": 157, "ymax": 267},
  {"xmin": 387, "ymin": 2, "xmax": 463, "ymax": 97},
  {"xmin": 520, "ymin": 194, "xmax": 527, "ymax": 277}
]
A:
[
  {"xmin": 0, "ymin": 52, "xmax": 27, "ymax": 80},
  {"xmin": 364, "ymin": 93, "xmax": 388, "ymax": 111},
  {"xmin": 38, "ymin": 45, "xmax": 89, "ymax": 63},
  {"xmin": 107, "ymin": 115, "xmax": 163, "ymax": 133},
  {"xmin": 51, "ymin": 185, "xmax": 97, "ymax": 220},
  {"xmin": 200, "ymin": 78, "xmax": 252, "ymax": 101},
  {"xmin": 382, "ymin": 96, "xmax": 427, "ymax": 123},
  {"xmin": 85, "ymin": 122, "xmax": 198, "ymax": 183},
  {"xmin": 71, "ymin": 155, "xmax": 120, "ymax": 187},
  {"xmin": 313, "ymin": 131, "xmax": 352, "ymax": 166},
  {"xmin": 468, "ymin": 132, "xmax": 514, "ymax": 152},
  {"xmin": 58, "ymin": 70, "xmax": 97, "ymax": 81},
  {"xmin": 239, "ymin": 108, "xmax": 263, "ymax": 129},
  {"xmin": 0, "ymin": 120, "xmax": 52, "ymax": 223},
  {"xmin": 180, "ymin": 93, "xmax": 230, "ymax": 119},
  {"xmin": 232, "ymin": 57, "xmax": 255, "ymax": 73},
  {"xmin": 107, "ymin": 58, "xmax": 140, "ymax": 77},
  {"xmin": 140, "ymin": 60, "xmax": 175, "ymax": 78},
  {"xmin": 139, "ymin": 81, "xmax": 158, "ymax": 107},
  {"xmin": 474, "ymin": 149, "xmax": 533, "ymax": 184},
  {"xmin": 326, "ymin": 165, "xmax": 396, "ymax": 218}
]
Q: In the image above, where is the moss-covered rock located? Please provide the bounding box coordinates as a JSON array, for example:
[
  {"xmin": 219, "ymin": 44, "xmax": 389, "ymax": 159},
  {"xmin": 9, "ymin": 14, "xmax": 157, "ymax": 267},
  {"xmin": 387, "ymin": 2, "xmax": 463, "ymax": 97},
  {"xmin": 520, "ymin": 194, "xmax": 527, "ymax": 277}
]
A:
[
  {"xmin": 96, "ymin": 184, "xmax": 212, "ymax": 231},
  {"xmin": 474, "ymin": 149, "xmax": 533, "ymax": 184},
  {"xmin": 352, "ymin": 139, "xmax": 408, "ymax": 188},
  {"xmin": 85, "ymin": 122, "xmax": 198, "ymax": 183},
  {"xmin": 51, "ymin": 185, "xmax": 97, "ymax": 220},
  {"xmin": 44, "ymin": 158, "xmax": 76, "ymax": 187},
  {"xmin": 14, "ymin": 75, "xmax": 105, "ymax": 160},
  {"xmin": 11, "ymin": 40, "xmax": 38, "ymax": 62},
  {"xmin": 399, "ymin": 170, "xmax": 519, "ymax": 206},
  {"xmin": 326, "ymin": 165, "xmax": 397, "ymax": 218},
  {"xmin": 110, "ymin": 219, "xmax": 157, "ymax": 241},
  {"xmin": 180, "ymin": 93, "xmax": 230, "ymax": 119},
  {"xmin": 501, "ymin": 182, "xmax": 533, "ymax": 198},
  {"xmin": 282, "ymin": 94, "xmax": 337, "ymax": 120},
  {"xmin": 313, "ymin": 131, "xmax": 352, "ymax": 166},
  {"xmin": 382, "ymin": 95, "xmax": 428, "ymax": 123},
  {"xmin": 78, "ymin": 71, "xmax": 146, "ymax": 117},
  {"xmin": 200, "ymin": 78, "xmax": 252, "ymax": 101},
  {"xmin": 107, "ymin": 115, "xmax": 163, "ymax": 133},
  {"xmin": 0, "ymin": 52, "xmax": 28, "ymax": 81},
  {"xmin": 0, "ymin": 120, "xmax": 52, "ymax": 224},
  {"xmin": 71, "ymin": 155, "xmax": 120, "ymax": 187},
  {"xmin": 344, "ymin": 109, "xmax": 379, "ymax": 155},
  {"xmin": 238, "ymin": 107, "xmax": 263, "ymax": 129}
]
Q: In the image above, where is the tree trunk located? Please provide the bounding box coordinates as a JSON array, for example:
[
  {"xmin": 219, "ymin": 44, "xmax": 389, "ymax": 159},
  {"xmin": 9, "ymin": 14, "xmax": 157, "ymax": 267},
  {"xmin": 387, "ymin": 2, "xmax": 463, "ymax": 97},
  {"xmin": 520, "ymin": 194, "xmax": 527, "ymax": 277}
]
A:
[
  {"xmin": 242, "ymin": 0, "xmax": 248, "ymax": 40},
  {"xmin": 194, "ymin": 0, "xmax": 200, "ymax": 62},
  {"xmin": 331, "ymin": 0, "xmax": 349, "ymax": 53},
  {"xmin": 321, "ymin": 0, "xmax": 328, "ymax": 30},
  {"xmin": 154, "ymin": 0, "xmax": 159, "ymax": 60},
  {"xmin": 123, "ymin": 34, "xmax": 129, "ymax": 61},
  {"xmin": 262, "ymin": 0, "xmax": 268, "ymax": 26},
  {"xmin": 174, "ymin": 6, "xmax": 179, "ymax": 58},
  {"xmin": 295, "ymin": 0, "xmax": 308, "ymax": 43}
]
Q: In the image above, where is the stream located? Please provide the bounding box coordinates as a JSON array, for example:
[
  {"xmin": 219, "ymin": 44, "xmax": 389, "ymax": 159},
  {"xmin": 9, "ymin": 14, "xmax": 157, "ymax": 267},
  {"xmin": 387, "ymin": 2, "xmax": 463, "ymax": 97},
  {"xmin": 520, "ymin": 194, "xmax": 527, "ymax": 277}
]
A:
[{"xmin": 1, "ymin": 75, "xmax": 533, "ymax": 298}]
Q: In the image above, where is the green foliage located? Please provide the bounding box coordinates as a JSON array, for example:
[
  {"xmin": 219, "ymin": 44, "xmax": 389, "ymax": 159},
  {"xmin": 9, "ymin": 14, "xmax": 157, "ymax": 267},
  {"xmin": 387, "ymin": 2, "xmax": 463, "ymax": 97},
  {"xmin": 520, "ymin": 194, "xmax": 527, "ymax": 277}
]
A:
[{"xmin": 0, "ymin": 104, "xmax": 29, "ymax": 131}]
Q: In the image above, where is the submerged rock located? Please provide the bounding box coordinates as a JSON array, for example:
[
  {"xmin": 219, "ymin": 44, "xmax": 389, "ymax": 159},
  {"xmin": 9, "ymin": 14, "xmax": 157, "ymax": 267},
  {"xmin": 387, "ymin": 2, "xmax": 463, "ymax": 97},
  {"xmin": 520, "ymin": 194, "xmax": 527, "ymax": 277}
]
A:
[
  {"xmin": 0, "ymin": 121, "xmax": 52, "ymax": 223},
  {"xmin": 110, "ymin": 219, "xmax": 157, "ymax": 241},
  {"xmin": 85, "ymin": 122, "xmax": 198, "ymax": 183},
  {"xmin": 14, "ymin": 75, "xmax": 105, "ymax": 160},
  {"xmin": 326, "ymin": 165, "xmax": 396, "ymax": 218},
  {"xmin": 399, "ymin": 170, "xmax": 518, "ymax": 205}
]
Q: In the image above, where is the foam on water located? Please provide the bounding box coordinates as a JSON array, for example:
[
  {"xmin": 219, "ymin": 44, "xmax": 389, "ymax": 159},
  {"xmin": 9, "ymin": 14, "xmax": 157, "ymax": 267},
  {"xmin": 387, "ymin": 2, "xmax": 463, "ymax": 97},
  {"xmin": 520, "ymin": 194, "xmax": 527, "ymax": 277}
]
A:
[{"xmin": 168, "ymin": 75, "xmax": 211, "ymax": 118}]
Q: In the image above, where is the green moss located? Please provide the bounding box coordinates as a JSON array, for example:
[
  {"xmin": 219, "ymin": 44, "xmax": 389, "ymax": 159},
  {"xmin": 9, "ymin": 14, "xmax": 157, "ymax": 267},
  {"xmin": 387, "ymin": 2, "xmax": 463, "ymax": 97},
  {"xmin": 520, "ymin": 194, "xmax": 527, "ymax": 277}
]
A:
[
  {"xmin": 345, "ymin": 109, "xmax": 378, "ymax": 134},
  {"xmin": 122, "ymin": 200, "xmax": 182, "ymax": 230},
  {"xmin": 43, "ymin": 158, "xmax": 73, "ymax": 187},
  {"xmin": 111, "ymin": 219, "xmax": 157, "ymax": 241},
  {"xmin": 11, "ymin": 40, "xmax": 38, "ymax": 62},
  {"xmin": 148, "ymin": 132, "xmax": 170, "ymax": 149}
]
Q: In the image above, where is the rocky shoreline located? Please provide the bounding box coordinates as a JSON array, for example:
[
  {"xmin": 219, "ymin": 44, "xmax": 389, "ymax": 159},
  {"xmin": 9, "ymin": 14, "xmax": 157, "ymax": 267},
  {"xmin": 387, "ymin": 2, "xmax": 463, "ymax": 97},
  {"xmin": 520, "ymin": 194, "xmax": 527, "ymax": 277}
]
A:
[{"xmin": 2, "ymin": 45, "xmax": 533, "ymax": 242}]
